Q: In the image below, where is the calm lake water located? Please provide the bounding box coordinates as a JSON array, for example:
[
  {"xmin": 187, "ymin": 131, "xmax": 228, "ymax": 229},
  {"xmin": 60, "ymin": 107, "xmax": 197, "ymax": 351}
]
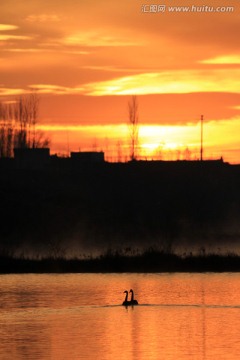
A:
[{"xmin": 0, "ymin": 273, "xmax": 240, "ymax": 359}]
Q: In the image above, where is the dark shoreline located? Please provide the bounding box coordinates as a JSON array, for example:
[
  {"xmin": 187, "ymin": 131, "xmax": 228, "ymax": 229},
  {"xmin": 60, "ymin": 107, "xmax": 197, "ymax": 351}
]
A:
[
  {"xmin": 1, "ymin": 251, "xmax": 240, "ymax": 274},
  {"xmin": 1, "ymin": 159, "xmax": 240, "ymax": 261}
]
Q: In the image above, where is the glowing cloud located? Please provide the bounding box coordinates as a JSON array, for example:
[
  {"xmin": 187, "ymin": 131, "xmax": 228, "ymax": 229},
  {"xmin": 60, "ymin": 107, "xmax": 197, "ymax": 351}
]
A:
[
  {"xmin": 0, "ymin": 87, "xmax": 26, "ymax": 96},
  {"xmin": 29, "ymin": 84, "xmax": 84, "ymax": 95},
  {"xmin": 0, "ymin": 35, "xmax": 31, "ymax": 41},
  {"xmin": 0, "ymin": 23, "xmax": 31, "ymax": 41},
  {"xmin": 200, "ymin": 55, "xmax": 240, "ymax": 64},
  {"xmin": 26, "ymin": 14, "xmax": 61, "ymax": 22},
  {"xmin": 3, "ymin": 65, "xmax": 240, "ymax": 97},
  {"xmin": 62, "ymin": 32, "xmax": 140, "ymax": 47},
  {"xmin": 82, "ymin": 70, "xmax": 240, "ymax": 96},
  {"xmin": 0, "ymin": 24, "xmax": 18, "ymax": 31}
]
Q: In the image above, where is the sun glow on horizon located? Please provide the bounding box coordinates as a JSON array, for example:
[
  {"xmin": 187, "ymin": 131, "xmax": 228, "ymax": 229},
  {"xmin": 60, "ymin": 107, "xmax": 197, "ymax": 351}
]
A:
[{"xmin": 36, "ymin": 119, "xmax": 240, "ymax": 163}]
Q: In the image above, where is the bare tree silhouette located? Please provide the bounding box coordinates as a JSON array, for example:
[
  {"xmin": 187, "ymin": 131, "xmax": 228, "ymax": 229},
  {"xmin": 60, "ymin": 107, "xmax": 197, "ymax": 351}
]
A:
[
  {"xmin": 128, "ymin": 95, "xmax": 139, "ymax": 161},
  {"xmin": 14, "ymin": 93, "xmax": 40, "ymax": 149},
  {"xmin": 0, "ymin": 93, "xmax": 50, "ymax": 157},
  {"xmin": 117, "ymin": 140, "xmax": 123, "ymax": 162},
  {"xmin": 0, "ymin": 102, "xmax": 15, "ymax": 157}
]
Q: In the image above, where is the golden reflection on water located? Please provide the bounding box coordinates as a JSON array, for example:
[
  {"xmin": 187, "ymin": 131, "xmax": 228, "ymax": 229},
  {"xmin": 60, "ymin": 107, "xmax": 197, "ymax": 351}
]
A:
[{"xmin": 1, "ymin": 273, "xmax": 240, "ymax": 360}]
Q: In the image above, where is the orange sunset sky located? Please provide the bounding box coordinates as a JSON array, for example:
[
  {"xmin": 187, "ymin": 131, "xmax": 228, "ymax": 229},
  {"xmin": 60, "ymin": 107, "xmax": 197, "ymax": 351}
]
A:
[{"xmin": 1, "ymin": 0, "xmax": 240, "ymax": 162}]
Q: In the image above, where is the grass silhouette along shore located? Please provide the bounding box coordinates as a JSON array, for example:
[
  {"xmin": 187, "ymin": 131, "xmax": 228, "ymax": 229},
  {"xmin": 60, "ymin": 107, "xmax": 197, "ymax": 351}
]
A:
[{"xmin": 1, "ymin": 247, "xmax": 240, "ymax": 273}]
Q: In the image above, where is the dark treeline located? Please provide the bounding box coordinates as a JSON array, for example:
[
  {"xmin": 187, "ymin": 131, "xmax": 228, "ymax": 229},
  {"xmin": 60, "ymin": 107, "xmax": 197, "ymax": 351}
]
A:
[{"xmin": 1, "ymin": 159, "xmax": 240, "ymax": 268}]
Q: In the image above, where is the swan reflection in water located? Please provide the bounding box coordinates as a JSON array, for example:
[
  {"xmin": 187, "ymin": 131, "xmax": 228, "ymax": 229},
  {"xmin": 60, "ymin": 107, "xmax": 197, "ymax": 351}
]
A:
[{"xmin": 122, "ymin": 289, "xmax": 139, "ymax": 306}]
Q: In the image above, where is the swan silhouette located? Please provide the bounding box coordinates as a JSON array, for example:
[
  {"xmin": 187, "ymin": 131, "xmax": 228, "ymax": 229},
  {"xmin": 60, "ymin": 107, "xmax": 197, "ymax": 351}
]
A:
[
  {"xmin": 122, "ymin": 290, "xmax": 132, "ymax": 306},
  {"xmin": 122, "ymin": 289, "xmax": 139, "ymax": 306},
  {"xmin": 129, "ymin": 289, "xmax": 138, "ymax": 305}
]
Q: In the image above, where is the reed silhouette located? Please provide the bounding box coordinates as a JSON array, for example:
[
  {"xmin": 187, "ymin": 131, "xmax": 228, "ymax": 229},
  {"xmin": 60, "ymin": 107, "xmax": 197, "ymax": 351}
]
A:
[{"xmin": 1, "ymin": 248, "xmax": 240, "ymax": 273}]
